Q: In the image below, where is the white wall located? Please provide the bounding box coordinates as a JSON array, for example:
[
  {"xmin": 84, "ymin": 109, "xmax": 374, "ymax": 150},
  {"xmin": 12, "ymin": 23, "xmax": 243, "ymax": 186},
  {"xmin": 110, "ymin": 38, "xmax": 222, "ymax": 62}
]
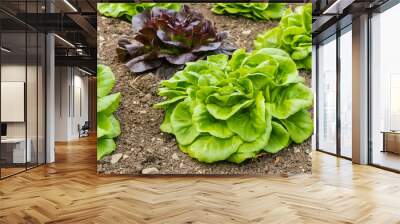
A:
[
  {"xmin": 1, "ymin": 63, "xmax": 46, "ymax": 164},
  {"xmin": 72, "ymin": 73, "xmax": 89, "ymax": 138},
  {"xmin": 55, "ymin": 66, "xmax": 69, "ymax": 141},
  {"xmin": 1, "ymin": 82, "xmax": 25, "ymax": 122},
  {"xmin": 54, "ymin": 66, "xmax": 89, "ymax": 141},
  {"xmin": 1, "ymin": 65, "xmax": 30, "ymax": 138}
]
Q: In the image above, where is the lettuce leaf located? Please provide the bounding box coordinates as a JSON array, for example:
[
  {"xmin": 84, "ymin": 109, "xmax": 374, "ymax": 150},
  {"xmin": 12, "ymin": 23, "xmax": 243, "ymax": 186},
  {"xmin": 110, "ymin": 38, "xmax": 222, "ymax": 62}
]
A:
[
  {"xmin": 263, "ymin": 121, "xmax": 290, "ymax": 153},
  {"xmin": 97, "ymin": 64, "xmax": 115, "ymax": 98},
  {"xmin": 170, "ymin": 100, "xmax": 200, "ymax": 145},
  {"xmin": 98, "ymin": 138, "xmax": 116, "ymax": 161}
]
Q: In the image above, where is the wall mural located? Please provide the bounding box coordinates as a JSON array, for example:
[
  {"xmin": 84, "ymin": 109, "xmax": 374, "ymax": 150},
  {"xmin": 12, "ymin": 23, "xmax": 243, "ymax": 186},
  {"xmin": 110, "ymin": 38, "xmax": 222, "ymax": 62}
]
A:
[{"xmin": 97, "ymin": 3, "xmax": 313, "ymax": 175}]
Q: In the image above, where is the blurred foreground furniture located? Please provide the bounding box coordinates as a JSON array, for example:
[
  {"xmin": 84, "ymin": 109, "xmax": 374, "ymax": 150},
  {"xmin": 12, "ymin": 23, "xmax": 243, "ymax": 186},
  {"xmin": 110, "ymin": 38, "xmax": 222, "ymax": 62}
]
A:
[
  {"xmin": 382, "ymin": 131, "xmax": 400, "ymax": 154},
  {"xmin": 0, "ymin": 138, "xmax": 32, "ymax": 167},
  {"xmin": 79, "ymin": 121, "xmax": 90, "ymax": 138}
]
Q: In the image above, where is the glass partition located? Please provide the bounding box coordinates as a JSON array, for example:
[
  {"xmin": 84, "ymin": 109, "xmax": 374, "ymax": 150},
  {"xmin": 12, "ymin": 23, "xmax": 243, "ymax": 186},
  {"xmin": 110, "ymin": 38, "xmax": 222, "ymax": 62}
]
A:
[
  {"xmin": 0, "ymin": 0, "xmax": 46, "ymax": 179},
  {"xmin": 317, "ymin": 35, "xmax": 337, "ymax": 154},
  {"xmin": 339, "ymin": 27, "xmax": 352, "ymax": 158},
  {"xmin": 370, "ymin": 3, "xmax": 400, "ymax": 171},
  {"xmin": 1, "ymin": 31, "xmax": 28, "ymax": 177},
  {"xmin": 38, "ymin": 32, "xmax": 45, "ymax": 165}
]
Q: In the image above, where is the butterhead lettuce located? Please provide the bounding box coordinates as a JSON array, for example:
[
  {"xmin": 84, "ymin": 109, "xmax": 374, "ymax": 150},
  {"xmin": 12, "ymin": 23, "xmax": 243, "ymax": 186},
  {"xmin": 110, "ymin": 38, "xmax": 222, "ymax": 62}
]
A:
[
  {"xmin": 97, "ymin": 3, "xmax": 181, "ymax": 22},
  {"xmin": 211, "ymin": 3, "xmax": 287, "ymax": 20},
  {"xmin": 154, "ymin": 48, "xmax": 313, "ymax": 164},
  {"xmin": 97, "ymin": 64, "xmax": 121, "ymax": 160},
  {"xmin": 254, "ymin": 4, "xmax": 312, "ymax": 70}
]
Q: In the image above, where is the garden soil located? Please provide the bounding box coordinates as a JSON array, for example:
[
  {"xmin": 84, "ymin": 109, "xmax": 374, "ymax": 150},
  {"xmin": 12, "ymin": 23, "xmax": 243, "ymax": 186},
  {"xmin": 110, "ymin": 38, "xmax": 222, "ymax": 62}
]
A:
[{"xmin": 97, "ymin": 4, "xmax": 312, "ymax": 176}]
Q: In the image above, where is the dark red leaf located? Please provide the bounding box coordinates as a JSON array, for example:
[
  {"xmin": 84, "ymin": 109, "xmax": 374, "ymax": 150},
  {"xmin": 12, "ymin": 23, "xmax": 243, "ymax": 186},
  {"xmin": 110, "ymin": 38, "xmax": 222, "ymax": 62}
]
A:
[
  {"xmin": 127, "ymin": 59, "xmax": 162, "ymax": 73},
  {"xmin": 118, "ymin": 39, "xmax": 145, "ymax": 58},
  {"xmin": 132, "ymin": 10, "xmax": 150, "ymax": 33},
  {"xmin": 165, "ymin": 52, "xmax": 197, "ymax": 65},
  {"xmin": 125, "ymin": 53, "xmax": 152, "ymax": 68},
  {"xmin": 155, "ymin": 64, "xmax": 183, "ymax": 79},
  {"xmin": 192, "ymin": 42, "xmax": 222, "ymax": 53}
]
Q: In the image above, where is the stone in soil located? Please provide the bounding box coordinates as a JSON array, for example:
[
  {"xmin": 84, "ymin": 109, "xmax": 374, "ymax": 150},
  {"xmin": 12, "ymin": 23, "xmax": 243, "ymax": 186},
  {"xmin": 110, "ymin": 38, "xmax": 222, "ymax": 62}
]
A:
[
  {"xmin": 110, "ymin": 153, "xmax": 123, "ymax": 164},
  {"xmin": 142, "ymin": 167, "xmax": 160, "ymax": 175},
  {"xmin": 172, "ymin": 153, "xmax": 179, "ymax": 160}
]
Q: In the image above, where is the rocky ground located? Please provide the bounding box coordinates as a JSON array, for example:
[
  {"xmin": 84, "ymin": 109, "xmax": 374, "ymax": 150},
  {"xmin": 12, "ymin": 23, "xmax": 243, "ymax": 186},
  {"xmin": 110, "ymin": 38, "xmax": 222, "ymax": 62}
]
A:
[{"xmin": 97, "ymin": 3, "xmax": 312, "ymax": 176}]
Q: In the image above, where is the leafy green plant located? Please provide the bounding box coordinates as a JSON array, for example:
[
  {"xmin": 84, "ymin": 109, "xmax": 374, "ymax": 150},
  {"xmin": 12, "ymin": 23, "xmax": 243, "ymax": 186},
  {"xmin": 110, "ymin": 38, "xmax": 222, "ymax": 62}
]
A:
[
  {"xmin": 97, "ymin": 64, "xmax": 121, "ymax": 160},
  {"xmin": 211, "ymin": 3, "xmax": 287, "ymax": 20},
  {"xmin": 97, "ymin": 3, "xmax": 181, "ymax": 22},
  {"xmin": 117, "ymin": 5, "xmax": 235, "ymax": 78},
  {"xmin": 154, "ymin": 48, "xmax": 313, "ymax": 164},
  {"xmin": 254, "ymin": 4, "xmax": 312, "ymax": 70}
]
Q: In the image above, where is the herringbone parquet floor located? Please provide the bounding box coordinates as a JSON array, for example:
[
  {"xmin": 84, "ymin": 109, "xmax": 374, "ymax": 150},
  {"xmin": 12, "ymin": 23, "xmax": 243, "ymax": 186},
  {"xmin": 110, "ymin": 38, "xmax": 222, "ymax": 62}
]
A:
[{"xmin": 0, "ymin": 136, "xmax": 400, "ymax": 224}]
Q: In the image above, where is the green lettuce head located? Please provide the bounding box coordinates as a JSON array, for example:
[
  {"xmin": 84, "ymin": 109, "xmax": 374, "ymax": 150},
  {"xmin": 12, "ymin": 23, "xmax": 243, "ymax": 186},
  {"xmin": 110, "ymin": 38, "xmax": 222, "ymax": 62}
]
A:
[
  {"xmin": 154, "ymin": 48, "xmax": 313, "ymax": 164},
  {"xmin": 254, "ymin": 4, "xmax": 312, "ymax": 70},
  {"xmin": 97, "ymin": 3, "xmax": 181, "ymax": 22},
  {"xmin": 211, "ymin": 3, "xmax": 287, "ymax": 20},
  {"xmin": 97, "ymin": 64, "xmax": 121, "ymax": 160}
]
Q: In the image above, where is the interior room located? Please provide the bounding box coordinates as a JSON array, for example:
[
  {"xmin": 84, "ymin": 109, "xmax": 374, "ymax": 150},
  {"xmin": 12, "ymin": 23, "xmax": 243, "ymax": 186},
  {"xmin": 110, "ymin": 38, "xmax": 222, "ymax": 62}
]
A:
[
  {"xmin": 0, "ymin": 0, "xmax": 96, "ymax": 179},
  {"xmin": 0, "ymin": 7, "xmax": 46, "ymax": 178},
  {"xmin": 54, "ymin": 66, "xmax": 94, "ymax": 141},
  {"xmin": 313, "ymin": 0, "xmax": 400, "ymax": 172},
  {"xmin": 370, "ymin": 3, "xmax": 400, "ymax": 171}
]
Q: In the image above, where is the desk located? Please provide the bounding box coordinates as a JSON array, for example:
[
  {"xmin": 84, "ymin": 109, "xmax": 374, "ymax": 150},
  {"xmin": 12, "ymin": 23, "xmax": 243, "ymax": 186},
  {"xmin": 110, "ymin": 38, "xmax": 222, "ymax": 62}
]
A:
[
  {"xmin": 1, "ymin": 138, "xmax": 31, "ymax": 163},
  {"xmin": 382, "ymin": 131, "xmax": 400, "ymax": 154}
]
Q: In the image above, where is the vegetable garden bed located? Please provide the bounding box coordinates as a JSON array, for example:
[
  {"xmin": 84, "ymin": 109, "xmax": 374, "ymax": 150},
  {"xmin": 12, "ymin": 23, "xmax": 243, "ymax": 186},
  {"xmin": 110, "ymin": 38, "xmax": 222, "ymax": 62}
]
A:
[{"xmin": 97, "ymin": 3, "xmax": 312, "ymax": 176}]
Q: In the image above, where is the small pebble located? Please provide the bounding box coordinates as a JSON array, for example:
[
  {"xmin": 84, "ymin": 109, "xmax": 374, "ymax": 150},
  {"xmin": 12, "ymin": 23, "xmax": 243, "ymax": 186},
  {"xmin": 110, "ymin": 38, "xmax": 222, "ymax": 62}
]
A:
[
  {"xmin": 172, "ymin": 153, "xmax": 179, "ymax": 160},
  {"xmin": 123, "ymin": 154, "xmax": 129, "ymax": 160},
  {"xmin": 110, "ymin": 153, "xmax": 123, "ymax": 164},
  {"xmin": 102, "ymin": 156, "xmax": 111, "ymax": 163},
  {"xmin": 241, "ymin": 30, "xmax": 251, "ymax": 35},
  {"xmin": 142, "ymin": 167, "xmax": 159, "ymax": 174},
  {"xmin": 142, "ymin": 93, "xmax": 152, "ymax": 102},
  {"xmin": 274, "ymin": 156, "xmax": 282, "ymax": 166}
]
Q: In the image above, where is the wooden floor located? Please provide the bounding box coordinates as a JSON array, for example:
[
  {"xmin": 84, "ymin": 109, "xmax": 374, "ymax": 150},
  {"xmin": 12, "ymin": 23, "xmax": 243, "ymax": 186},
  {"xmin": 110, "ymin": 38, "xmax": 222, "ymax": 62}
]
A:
[
  {"xmin": 372, "ymin": 150, "xmax": 400, "ymax": 171},
  {"xmin": 1, "ymin": 167, "xmax": 26, "ymax": 178},
  {"xmin": 0, "ymin": 136, "xmax": 400, "ymax": 224}
]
